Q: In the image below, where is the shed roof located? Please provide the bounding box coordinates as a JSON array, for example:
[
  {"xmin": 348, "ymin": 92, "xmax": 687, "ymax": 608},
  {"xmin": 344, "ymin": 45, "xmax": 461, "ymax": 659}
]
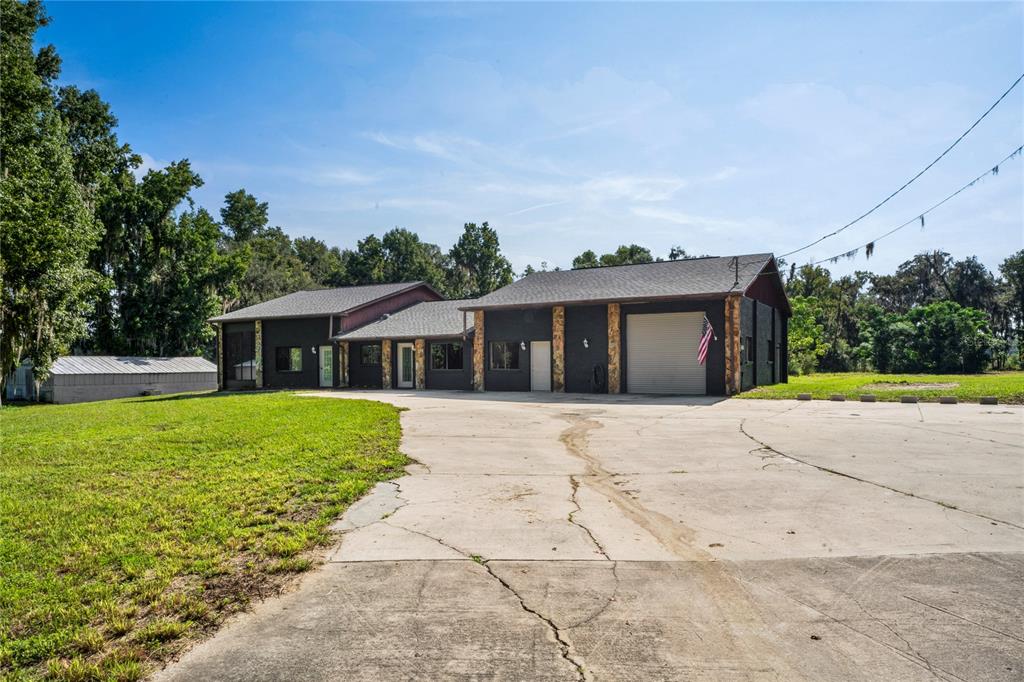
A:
[
  {"xmin": 335, "ymin": 300, "xmax": 476, "ymax": 341},
  {"xmin": 49, "ymin": 356, "xmax": 216, "ymax": 375},
  {"xmin": 459, "ymin": 254, "xmax": 778, "ymax": 310},
  {"xmin": 209, "ymin": 281, "xmax": 435, "ymax": 323}
]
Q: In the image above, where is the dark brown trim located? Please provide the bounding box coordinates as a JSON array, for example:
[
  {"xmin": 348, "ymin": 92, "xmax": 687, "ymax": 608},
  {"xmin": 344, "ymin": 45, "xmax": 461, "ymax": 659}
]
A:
[
  {"xmin": 333, "ymin": 331, "xmax": 472, "ymax": 342},
  {"xmin": 336, "ymin": 282, "xmax": 443, "ymax": 318}
]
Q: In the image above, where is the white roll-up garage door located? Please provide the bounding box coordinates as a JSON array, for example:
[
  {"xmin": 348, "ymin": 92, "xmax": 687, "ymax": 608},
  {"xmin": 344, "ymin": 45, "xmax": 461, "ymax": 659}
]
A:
[{"xmin": 626, "ymin": 312, "xmax": 706, "ymax": 394}]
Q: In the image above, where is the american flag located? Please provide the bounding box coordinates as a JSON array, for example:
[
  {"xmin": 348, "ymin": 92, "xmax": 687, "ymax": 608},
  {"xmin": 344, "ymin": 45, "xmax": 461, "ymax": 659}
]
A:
[{"xmin": 697, "ymin": 315, "xmax": 715, "ymax": 365}]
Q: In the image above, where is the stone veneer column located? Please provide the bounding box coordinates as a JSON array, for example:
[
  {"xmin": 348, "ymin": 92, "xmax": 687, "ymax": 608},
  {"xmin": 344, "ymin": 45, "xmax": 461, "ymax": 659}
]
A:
[
  {"xmin": 607, "ymin": 304, "xmax": 621, "ymax": 394},
  {"xmin": 551, "ymin": 305, "xmax": 565, "ymax": 392},
  {"xmin": 472, "ymin": 310, "xmax": 485, "ymax": 391},
  {"xmin": 381, "ymin": 341, "xmax": 392, "ymax": 389},
  {"xmin": 724, "ymin": 295, "xmax": 742, "ymax": 395},
  {"xmin": 414, "ymin": 339, "xmax": 426, "ymax": 389},
  {"xmin": 216, "ymin": 324, "xmax": 224, "ymax": 390},
  {"xmin": 254, "ymin": 320, "xmax": 263, "ymax": 388},
  {"xmin": 338, "ymin": 342, "xmax": 349, "ymax": 387}
]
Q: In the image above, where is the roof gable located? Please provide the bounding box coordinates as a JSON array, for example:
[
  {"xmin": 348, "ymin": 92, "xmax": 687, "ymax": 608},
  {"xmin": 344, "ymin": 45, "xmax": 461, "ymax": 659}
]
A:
[
  {"xmin": 336, "ymin": 299, "xmax": 476, "ymax": 341},
  {"xmin": 209, "ymin": 281, "xmax": 438, "ymax": 323}
]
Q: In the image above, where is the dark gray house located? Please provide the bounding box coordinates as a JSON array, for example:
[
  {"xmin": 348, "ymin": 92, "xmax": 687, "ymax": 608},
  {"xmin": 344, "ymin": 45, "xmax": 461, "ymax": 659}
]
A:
[
  {"xmin": 209, "ymin": 281, "xmax": 442, "ymax": 390},
  {"xmin": 459, "ymin": 253, "xmax": 789, "ymax": 396},
  {"xmin": 334, "ymin": 299, "xmax": 476, "ymax": 390},
  {"xmin": 210, "ymin": 253, "xmax": 789, "ymax": 396}
]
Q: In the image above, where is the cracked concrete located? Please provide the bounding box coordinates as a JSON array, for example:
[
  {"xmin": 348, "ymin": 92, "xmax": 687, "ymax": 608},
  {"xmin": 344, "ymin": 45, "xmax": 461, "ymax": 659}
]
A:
[{"xmin": 155, "ymin": 392, "xmax": 1024, "ymax": 681}]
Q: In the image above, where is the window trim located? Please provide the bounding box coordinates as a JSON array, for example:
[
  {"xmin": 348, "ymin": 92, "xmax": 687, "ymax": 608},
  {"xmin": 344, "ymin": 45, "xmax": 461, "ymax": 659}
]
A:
[
  {"xmin": 360, "ymin": 343, "xmax": 382, "ymax": 367},
  {"xmin": 489, "ymin": 341, "xmax": 521, "ymax": 371},
  {"xmin": 430, "ymin": 341, "xmax": 464, "ymax": 371},
  {"xmin": 275, "ymin": 346, "xmax": 303, "ymax": 373},
  {"xmin": 745, "ymin": 336, "xmax": 754, "ymax": 363}
]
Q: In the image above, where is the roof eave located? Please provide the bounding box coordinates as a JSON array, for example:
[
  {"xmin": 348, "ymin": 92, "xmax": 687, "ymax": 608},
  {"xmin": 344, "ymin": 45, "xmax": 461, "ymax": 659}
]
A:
[
  {"xmin": 334, "ymin": 329, "xmax": 474, "ymax": 342},
  {"xmin": 458, "ymin": 291, "xmax": 736, "ymax": 312}
]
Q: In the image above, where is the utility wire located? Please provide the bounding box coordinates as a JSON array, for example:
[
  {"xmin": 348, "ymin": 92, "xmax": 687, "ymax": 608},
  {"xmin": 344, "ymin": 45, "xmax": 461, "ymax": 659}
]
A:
[
  {"xmin": 810, "ymin": 143, "xmax": 1023, "ymax": 266},
  {"xmin": 779, "ymin": 72, "xmax": 1024, "ymax": 259}
]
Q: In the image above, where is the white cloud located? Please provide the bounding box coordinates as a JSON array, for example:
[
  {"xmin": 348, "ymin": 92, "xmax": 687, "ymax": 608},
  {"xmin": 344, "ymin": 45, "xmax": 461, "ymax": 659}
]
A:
[{"xmin": 133, "ymin": 152, "xmax": 167, "ymax": 180}]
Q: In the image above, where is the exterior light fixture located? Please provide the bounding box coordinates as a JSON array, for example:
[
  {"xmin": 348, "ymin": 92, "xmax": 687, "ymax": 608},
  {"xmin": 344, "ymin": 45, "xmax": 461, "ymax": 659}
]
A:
[
  {"xmin": 583, "ymin": 338, "xmax": 590, "ymax": 349},
  {"xmin": 312, "ymin": 346, "xmax": 317, "ymax": 354},
  {"xmin": 520, "ymin": 341, "xmax": 527, "ymax": 351}
]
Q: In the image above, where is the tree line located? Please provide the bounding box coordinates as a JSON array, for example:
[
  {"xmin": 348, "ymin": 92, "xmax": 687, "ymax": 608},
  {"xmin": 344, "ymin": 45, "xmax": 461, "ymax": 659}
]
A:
[
  {"xmin": 786, "ymin": 250, "xmax": 1024, "ymax": 374},
  {"xmin": 0, "ymin": 0, "xmax": 521, "ymax": 386},
  {"xmin": 2, "ymin": 0, "xmax": 1020, "ymax": 388}
]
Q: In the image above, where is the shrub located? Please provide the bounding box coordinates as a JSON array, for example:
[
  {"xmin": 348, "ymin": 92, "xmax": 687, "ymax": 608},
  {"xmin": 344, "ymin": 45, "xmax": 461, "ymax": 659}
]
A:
[{"xmin": 870, "ymin": 301, "xmax": 995, "ymax": 373}]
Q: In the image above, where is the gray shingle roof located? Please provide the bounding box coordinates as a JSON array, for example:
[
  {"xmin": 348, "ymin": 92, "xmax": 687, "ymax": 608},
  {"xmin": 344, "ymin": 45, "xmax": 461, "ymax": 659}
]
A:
[
  {"xmin": 460, "ymin": 254, "xmax": 776, "ymax": 310},
  {"xmin": 210, "ymin": 282, "xmax": 433, "ymax": 322},
  {"xmin": 335, "ymin": 300, "xmax": 476, "ymax": 341},
  {"xmin": 50, "ymin": 356, "xmax": 216, "ymax": 375}
]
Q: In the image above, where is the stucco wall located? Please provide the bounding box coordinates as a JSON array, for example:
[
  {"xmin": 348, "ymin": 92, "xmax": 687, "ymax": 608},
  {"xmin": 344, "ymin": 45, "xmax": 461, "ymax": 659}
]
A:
[
  {"xmin": 740, "ymin": 297, "xmax": 755, "ymax": 391},
  {"xmin": 564, "ymin": 304, "xmax": 609, "ymax": 394},
  {"xmin": 348, "ymin": 341, "xmax": 383, "ymax": 388},
  {"xmin": 755, "ymin": 301, "xmax": 775, "ymax": 386},
  {"xmin": 425, "ymin": 335, "xmax": 474, "ymax": 390},
  {"xmin": 483, "ymin": 308, "xmax": 552, "ymax": 392},
  {"xmin": 261, "ymin": 317, "xmax": 338, "ymax": 389}
]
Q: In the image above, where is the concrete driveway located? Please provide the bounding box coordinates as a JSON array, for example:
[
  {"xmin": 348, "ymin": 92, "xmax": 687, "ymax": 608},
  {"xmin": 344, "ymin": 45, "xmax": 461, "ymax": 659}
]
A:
[{"xmin": 156, "ymin": 392, "xmax": 1024, "ymax": 681}]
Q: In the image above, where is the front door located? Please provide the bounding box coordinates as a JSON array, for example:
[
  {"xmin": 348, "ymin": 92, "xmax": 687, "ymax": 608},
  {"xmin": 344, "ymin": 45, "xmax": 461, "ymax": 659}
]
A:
[
  {"xmin": 397, "ymin": 342, "xmax": 415, "ymax": 388},
  {"xmin": 318, "ymin": 345, "xmax": 333, "ymax": 387},
  {"xmin": 530, "ymin": 341, "xmax": 551, "ymax": 391}
]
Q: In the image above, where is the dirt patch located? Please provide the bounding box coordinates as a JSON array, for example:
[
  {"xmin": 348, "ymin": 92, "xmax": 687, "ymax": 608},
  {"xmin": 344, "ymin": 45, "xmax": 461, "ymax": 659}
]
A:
[{"xmin": 863, "ymin": 382, "xmax": 959, "ymax": 391}]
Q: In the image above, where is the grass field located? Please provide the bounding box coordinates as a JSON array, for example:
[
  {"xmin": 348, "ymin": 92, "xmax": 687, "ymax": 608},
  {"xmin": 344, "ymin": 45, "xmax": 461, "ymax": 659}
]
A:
[
  {"xmin": 738, "ymin": 371, "xmax": 1024, "ymax": 403},
  {"xmin": 0, "ymin": 392, "xmax": 406, "ymax": 681}
]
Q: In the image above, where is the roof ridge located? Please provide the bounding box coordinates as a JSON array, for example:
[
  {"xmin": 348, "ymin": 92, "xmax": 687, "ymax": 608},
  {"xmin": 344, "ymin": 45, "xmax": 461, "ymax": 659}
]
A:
[
  {"xmin": 521, "ymin": 253, "xmax": 772, "ymax": 277},
  {"xmin": 294, "ymin": 280, "xmax": 424, "ymax": 294}
]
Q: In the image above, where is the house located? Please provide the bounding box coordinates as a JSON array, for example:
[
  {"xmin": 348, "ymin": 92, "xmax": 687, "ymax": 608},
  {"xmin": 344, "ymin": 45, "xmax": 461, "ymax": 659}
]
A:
[
  {"xmin": 459, "ymin": 253, "xmax": 789, "ymax": 395},
  {"xmin": 208, "ymin": 281, "xmax": 443, "ymax": 390},
  {"xmin": 6, "ymin": 356, "xmax": 217, "ymax": 404},
  {"xmin": 210, "ymin": 253, "xmax": 789, "ymax": 396},
  {"xmin": 334, "ymin": 299, "xmax": 475, "ymax": 390}
]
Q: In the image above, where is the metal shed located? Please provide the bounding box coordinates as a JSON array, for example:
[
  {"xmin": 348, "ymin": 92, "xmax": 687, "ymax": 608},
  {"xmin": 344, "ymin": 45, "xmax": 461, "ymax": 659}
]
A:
[{"xmin": 6, "ymin": 356, "xmax": 217, "ymax": 404}]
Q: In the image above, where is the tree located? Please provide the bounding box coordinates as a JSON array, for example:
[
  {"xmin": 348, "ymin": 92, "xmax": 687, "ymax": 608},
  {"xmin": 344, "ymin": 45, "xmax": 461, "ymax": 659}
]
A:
[
  {"xmin": 572, "ymin": 250, "xmax": 600, "ymax": 269},
  {"xmin": 447, "ymin": 222, "xmax": 514, "ymax": 298},
  {"xmin": 787, "ymin": 296, "xmax": 830, "ymax": 375},
  {"xmin": 220, "ymin": 188, "xmax": 269, "ymax": 242},
  {"xmin": 999, "ymin": 250, "xmax": 1024, "ymax": 362},
  {"xmin": 869, "ymin": 301, "xmax": 994, "ymax": 373},
  {"xmin": 345, "ymin": 234, "xmax": 388, "ymax": 285},
  {"xmin": 55, "ymin": 85, "xmax": 139, "ymax": 193},
  {"xmin": 381, "ymin": 228, "xmax": 448, "ymax": 291},
  {"xmin": 1, "ymin": 0, "xmax": 104, "ymax": 389},
  {"xmin": 294, "ymin": 236, "xmax": 347, "ymax": 287},
  {"xmin": 232, "ymin": 227, "xmax": 314, "ymax": 308}
]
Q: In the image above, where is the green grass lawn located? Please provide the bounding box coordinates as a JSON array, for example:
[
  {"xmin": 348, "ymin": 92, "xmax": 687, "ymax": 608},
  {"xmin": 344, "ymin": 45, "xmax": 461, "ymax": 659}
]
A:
[
  {"xmin": 738, "ymin": 371, "xmax": 1024, "ymax": 403},
  {"xmin": 0, "ymin": 392, "xmax": 406, "ymax": 681}
]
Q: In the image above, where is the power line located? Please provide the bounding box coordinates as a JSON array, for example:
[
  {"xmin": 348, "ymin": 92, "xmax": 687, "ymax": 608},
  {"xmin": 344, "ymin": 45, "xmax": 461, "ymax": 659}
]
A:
[
  {"xmin": 779, "ymin": 72, "xmax": 1024, "ymax": 259},
  {"xmin": 810, "ymin": 144, "xmax": 1023, "ymax": 266}
]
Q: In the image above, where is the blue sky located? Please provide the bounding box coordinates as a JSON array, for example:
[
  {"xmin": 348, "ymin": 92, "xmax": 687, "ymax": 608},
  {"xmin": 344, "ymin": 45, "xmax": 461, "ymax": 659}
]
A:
[{"xmin": 44, "ymin": 2, "xmax": 1023, "ymax": 276}]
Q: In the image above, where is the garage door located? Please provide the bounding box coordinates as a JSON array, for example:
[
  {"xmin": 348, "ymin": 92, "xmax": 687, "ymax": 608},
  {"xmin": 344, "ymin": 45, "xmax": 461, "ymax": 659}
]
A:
[{"xmin": 626, "ymin": 312, "xmax": 706, "ymax": 394}]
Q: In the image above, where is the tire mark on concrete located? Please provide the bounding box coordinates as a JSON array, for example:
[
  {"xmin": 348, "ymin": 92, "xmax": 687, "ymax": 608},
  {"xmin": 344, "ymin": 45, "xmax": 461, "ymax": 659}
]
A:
[{"xmin": 557, "ymin": 411, "xmax": 800, "ymax": 679}]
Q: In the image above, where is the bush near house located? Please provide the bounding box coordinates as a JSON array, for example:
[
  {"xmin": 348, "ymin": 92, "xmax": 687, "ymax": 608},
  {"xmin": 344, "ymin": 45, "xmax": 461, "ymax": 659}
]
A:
[
  {"xmin": 0, "ymin": 392, "xmax": 406, "ymax": 681},
  {"xmin": 739, "ymin": 371, "xmax": 1024, "ymax": 403}
]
